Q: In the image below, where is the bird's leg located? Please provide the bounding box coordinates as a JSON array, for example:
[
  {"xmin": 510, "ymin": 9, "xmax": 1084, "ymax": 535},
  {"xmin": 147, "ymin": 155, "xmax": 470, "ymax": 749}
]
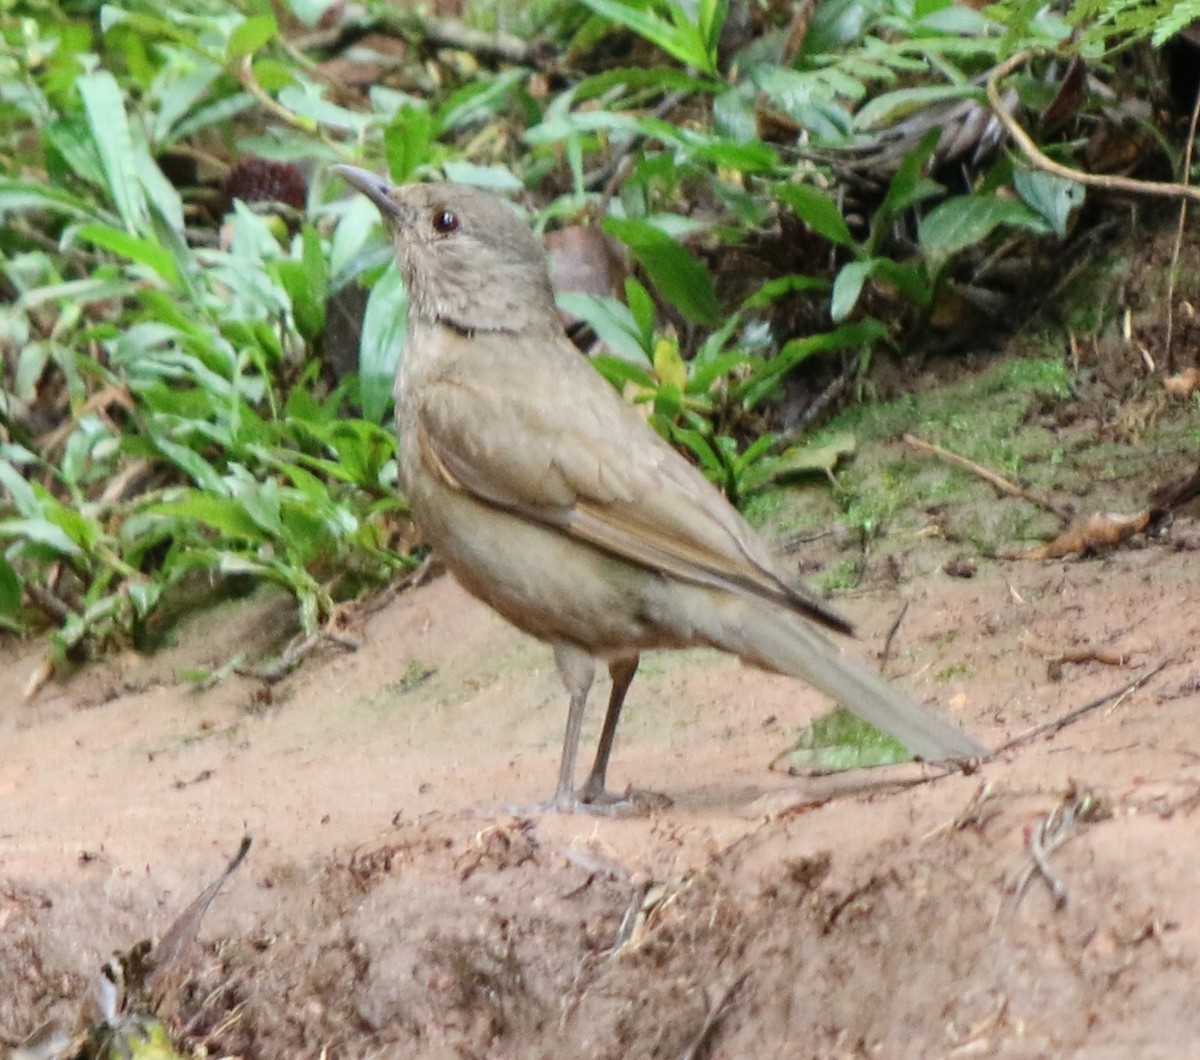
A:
[
  {"xmin": 551, "ymin": 643, "xmax": 596, "ymax": 812},
  {"xmin": 579, "ymin": 656, "xmax": 638, "ymax": 804}
]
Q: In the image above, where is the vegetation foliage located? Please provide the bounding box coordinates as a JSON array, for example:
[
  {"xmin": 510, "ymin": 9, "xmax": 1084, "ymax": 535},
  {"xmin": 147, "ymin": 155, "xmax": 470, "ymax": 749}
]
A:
[{"xmin": 0, "ymin": 0, "xmax": 1188, "ymax": 662}]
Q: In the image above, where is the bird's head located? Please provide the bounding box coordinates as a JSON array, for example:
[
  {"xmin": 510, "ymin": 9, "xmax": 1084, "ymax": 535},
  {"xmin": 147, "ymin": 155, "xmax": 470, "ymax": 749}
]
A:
[{"xmin": 333, "ymin": 167, "xmax": 559, "ymax": 335}]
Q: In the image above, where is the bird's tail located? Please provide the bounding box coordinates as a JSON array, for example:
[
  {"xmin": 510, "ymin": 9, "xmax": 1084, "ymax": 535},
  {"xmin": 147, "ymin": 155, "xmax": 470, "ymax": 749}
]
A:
[{"xmin": 712, "ymin": 601, "xmax": 989, "ymax": 762}]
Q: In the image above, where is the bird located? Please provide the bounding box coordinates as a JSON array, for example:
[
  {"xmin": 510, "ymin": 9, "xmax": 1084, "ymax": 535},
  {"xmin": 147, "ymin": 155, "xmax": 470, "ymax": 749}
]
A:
[{"xmin": 332, "ymin": 165, "xmax": 989, "ymax": 812}]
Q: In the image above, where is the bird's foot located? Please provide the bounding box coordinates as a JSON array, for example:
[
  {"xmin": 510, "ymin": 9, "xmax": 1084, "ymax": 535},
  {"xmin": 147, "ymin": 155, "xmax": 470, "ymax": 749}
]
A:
[
  {"xmin": 502, "ymin": 785, "xmax": 673, "ymax": 817},
  {"xmin": 567, "ymin": 783, "xmax": 673, "ymax": 816}
]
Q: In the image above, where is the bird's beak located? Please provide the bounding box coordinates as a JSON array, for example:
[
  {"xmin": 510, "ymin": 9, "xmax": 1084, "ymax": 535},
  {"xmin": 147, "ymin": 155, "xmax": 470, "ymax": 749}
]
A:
[{"xmin": 331, "ymin": 164, "xmax": 407, "ymax": 224}]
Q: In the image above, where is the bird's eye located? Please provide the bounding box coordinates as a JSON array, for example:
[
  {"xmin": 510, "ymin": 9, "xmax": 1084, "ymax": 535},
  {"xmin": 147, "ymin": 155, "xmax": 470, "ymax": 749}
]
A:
[{"xmin": 432, "ymin": 208, "xmax": 459, "ymax": 234}]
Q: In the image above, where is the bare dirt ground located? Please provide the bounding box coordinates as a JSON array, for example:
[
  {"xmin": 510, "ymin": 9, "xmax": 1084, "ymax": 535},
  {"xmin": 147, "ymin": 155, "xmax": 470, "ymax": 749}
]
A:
[{"xmin": 3, "ymin": 354, "xmax": 1200, "ymax": 1058}]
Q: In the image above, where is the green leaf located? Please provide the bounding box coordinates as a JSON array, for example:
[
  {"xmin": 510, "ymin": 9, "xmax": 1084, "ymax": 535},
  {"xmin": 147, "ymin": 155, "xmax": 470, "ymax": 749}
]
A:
[
  {"xmin": 77, "ymin": 70, "xmax": 148, "ymax": 234},
  {"xmin": 0, "ymin": 518, "xmax": 83, "ymax": 558},
  {"xmin": 76, "ymin": 222, "xmax": 181, "ymax": 286},
  {"xmin": 0, "ymin": 458, "xmax": 40, "ymax": 517},
  {"xmin": 150, "ymin": 493, "xmax": 264, "ymax": 540},
  {"xmin": 439, "ymin": 161, "xmax": 524, "ymax": 192},
  {"xmin": 741, "ymin": 274, "xmax": 829, "ymax": 311},
  {"xmin": 228, "ymin": 14, "xmax": 277, "ymax": 59},
  {"xmin": 359, "ymin": 260, "xmax": 407, "ymax": 424},
  {"xmin": 775, "ymin": 183, "xmax": 854, "ymax": 247},
  {"xmin": 625, "ymin": 277, "xmax": 656, "ymax": 343},
  {"xmin": 274, "ymin": 229, "xmax": 328, "ymax": 343},
  {"xmin": 830, "ymin": 259, "xmax": 875, "ymax": 321},
  {"xmin": 250, "ymin": 58, "xmax": 296, "ymax": 93},
  {"xmin": 590, "ymin": 353, "xmax": 656, "ymax": 391},
  {"xmin": 740, "ymin": 320, "xmax": 886, "ymax": 407},
  {"xmin": 151, "ymin": 437, "xmax": 227, "ymax": 494},
  {"xmin": 557, "ymin": 292, "xmax": 651, "ymax": 363},
  {"xmin": 579, "ymin": 0, "xmax": 720, "ymax": 75},
  {"xmin": 917, "ymin": 194, "xmax": 1049, "ymax": 271},
  {"xmin": 385, "ymin": 105, "xmax": 435, "ymax": 182},
  {"xmin": 782, "ymin": 706, "xmax": 913, "ymax": 773},
  {"xmin": 739, "ymin": 433, "xmax": 856, "ymax": 494},
  {"xmin": 0, "ymin": 555, "xmax": 22, "ymax": 615},
  {"xmin": 876, "ymin": 129, "xmax": 943, "ymax": 228},
  {"xmin": 854, "ymin": 84, "xmax": 982, "ymax": 132},
  {"xmin": 1012, "ymin": 168, "xmax": 1084, "ymax": 238},
  {"xmin": 603, "ymin": 217, "xmax": 720, "ymax": 326},
  {"xmin": 0, "ymin": 179, "xmax": 94, "ymax": 221}
]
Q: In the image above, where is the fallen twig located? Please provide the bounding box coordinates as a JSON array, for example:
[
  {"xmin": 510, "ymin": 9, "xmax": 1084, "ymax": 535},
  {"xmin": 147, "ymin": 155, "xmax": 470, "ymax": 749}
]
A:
[
  {"xmin": 879, "ymin": 599, "xmax": 909, "ymax": 666},
  {"xmin": 995, "ymin": 657, "xmax": 1171, "ymax": 754},
  {"xmin": 679, "ymin": 974, "xmax": 749, "ymax": 1060},
  {"xmin": 1011, "ymin": 787, "xmax": 1111, "ymax": 911},
  {"xmin": 986, "ymin": 51, "xmax": 1200, "ymax": 205},
  {"xmin": 902, "ymin": 433, "xmax": 1067, "ymax": 520}
]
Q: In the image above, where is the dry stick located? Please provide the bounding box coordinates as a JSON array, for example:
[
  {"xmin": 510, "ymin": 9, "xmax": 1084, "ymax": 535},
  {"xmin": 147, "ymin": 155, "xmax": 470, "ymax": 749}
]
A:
[
  {"xmin": 1024, "ymin": 811, "xmax": 1069, "ymax": 908},
  {"xmin": 994, "ymin": 657, "xmax": 1172, "ymax": 755},
  {"xmin": 1165, "ymin": 82, "xmax": 1200, "ymax": 370},
  {"xmin": 985, "ymin": 51, "xmax": 1200, "ymax": 205},
  {"xmin": 879, "ymin": 599, "xmax": 910, "ymax": 667},
  {"xmin": 679, "ymin": 974, "xmax": 749, "ymax": 1060},
  {"xmin": 902, "ymin": 433, "xmax": 1067, "ymax": 519}
]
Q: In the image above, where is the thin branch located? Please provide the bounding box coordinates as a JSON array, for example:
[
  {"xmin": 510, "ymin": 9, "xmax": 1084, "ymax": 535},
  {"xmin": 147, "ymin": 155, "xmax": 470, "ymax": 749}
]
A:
[
  {"xmin": 986, "ymin": 51, "xmax": 1200, "ymax": 204},
  {"xmin": 1164, "ymin": 76, "xmax": 1200, "ymax": 369},
  {"xmin": 903, "ymin": 433, "xmax": 1068, "ymax": 520},
  {"xmin": 995, "ymin": 657, "xmax": 1171, "ymax": 754}
]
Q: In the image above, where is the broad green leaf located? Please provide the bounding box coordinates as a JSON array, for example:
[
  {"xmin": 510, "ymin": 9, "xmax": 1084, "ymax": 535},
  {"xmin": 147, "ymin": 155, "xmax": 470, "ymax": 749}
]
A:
[
  {"xmin": 917, "ymin": 194, "xmax": 1049, "ymax": 270},
  {"xmin": 359, "ymin": 260, "xmax": 407, "ymax": 424},
  {"xmin": 652, "ymin": 337, "xmax": 687, "ymax": 391},
  {"xmin": 41, "ymin": 499, "xmax": 100, "ymax": 551},
  {"xmin": 741, "ymin": 274, "xmax": 829, "ymax": 311},
  {"xmin": 149, "ymin": 58, "xmax": 221, "ymax": 146},
  {"xmin": 0, "ymin": 518, "xmax": 83, "ymax": 558},
  {"xmin": 277, "ymin": 85, "xmax": 362, "ymax": 133},
  {"xmin": 168, "ymin": 89, "xmax": 255, "ymax": 143},
  {"xmin": 775, "ymin": 183, "xmax": 853, "ymax": 247},
  {"xmin": 590, "ymin": 353, "xmax": 656, "ymax": 391},
  {"xmin": 579, "ymin": 0, "xmax": 719, "ymax": 74},
  {"xmin": 603, "ymin": 217, "xmax": 720, "ymax": 326},
  {"xmin": 854, "ymin": 84, "xmax": 981, "ymax": 131},
  {"xmin": 688, "ymin": 139, "xmax": 777, "ymax": 172},
  {"xmin": 831, "ymin": 259, "xmax": 875, "ymax": 321},
  {"xmin": 740, "ymin": 320, "xmax": 886, "ymax": 407},
  {"xmin": 133, "ymin": 145, "xmax": 185, "ymax": 232},
  {"xmin": 0, "ymin": 459, "xmax": 40, "ymax": 517},
  {"xmin": 557, "ymin": 293, "xmax": 650, "ymax": 364},
  {"xmin": 0, "ymin": 179, "xmax": 94, "ymax": 221},
  {"xmin": 782, "ymin": 707, "xmax": 913, "ymax": 773},
  {"xmin": 0, "ymin": 556, "xmax": 22, "ymax": 615},
  {"xmin": 151, "ymin": 493, "xmax": 263, "ymax": 539},
  {"xmin": 250, "ymin": 58, "xmax": 296, "ymax": 93},
  {"xmin": 440, "ymin": 161, "xmax": 524, "ymax": 192},
  {"xmin": 76, "ymin": 222, "xmax": 181, "ymax": 286},
  {"xmin": 78, "ymin": 70, "xmax": 148, "ymax": 234},
  {"xmin": 151, "ymin": 437, "xmax": 227, "ymax": 494},
  {"xmin": 1013, "ymin": 168, "xmax": 1084, "ymax": 238},
  {"xmin": 385, "ymin": 105, "xmax": 435, "ymax": 181},
  {"xmin": 625, "ymin": 277, "xmax": 656, "ymax": 344},
  {"xmin": 436, "ymin": 68, "xmax": 527, "ymax": 131},
  {"xmin": 44, "ymin": 116, "xmax": 107, "ymax": 189},
  {"xmin": 739, "ymin": 433, "xmax": 856, "ymax": 494},
  {"xmin": 876, "ymin": 129, "xmax": 942, "ymax": 227},
  {"xmin": 228, "ymin": 14, "xmax": 277, "ymax": 59}
]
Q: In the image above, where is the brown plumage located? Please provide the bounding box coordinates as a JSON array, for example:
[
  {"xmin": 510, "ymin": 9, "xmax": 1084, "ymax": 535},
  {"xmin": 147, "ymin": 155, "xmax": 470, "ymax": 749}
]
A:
[{"xmin": 334, "ymin": 166, "xmax": 988, "ymax": 811}]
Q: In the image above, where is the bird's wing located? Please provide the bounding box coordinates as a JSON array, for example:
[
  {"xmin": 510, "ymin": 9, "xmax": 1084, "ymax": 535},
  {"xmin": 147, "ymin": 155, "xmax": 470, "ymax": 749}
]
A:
[{"xmin": 412, "ymin": 335, "xmax": 850, "ymax": 633}]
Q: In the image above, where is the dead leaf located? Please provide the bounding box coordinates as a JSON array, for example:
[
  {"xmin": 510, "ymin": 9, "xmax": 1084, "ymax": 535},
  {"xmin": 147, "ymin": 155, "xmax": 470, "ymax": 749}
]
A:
[
  {"xmin": 1018, "ymin": 510, "xmax": 1151, "ymax": 560},
  {"xmin": 1164, "ymin": 367, "xmax": 1200, "ymax": 399}
]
